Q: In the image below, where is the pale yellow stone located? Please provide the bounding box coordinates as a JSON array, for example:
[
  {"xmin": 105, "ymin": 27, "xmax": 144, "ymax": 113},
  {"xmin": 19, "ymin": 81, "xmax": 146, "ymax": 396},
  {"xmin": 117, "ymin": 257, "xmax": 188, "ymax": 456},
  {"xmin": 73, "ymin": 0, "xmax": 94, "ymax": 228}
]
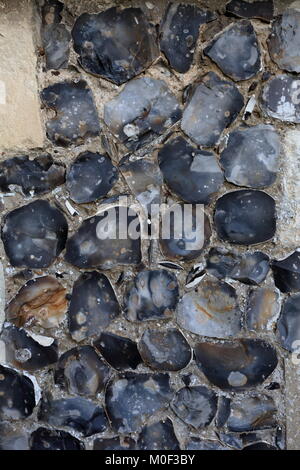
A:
[{"xmin": 0, "ymin": 0, "xmax": 44, "ymax": 152}]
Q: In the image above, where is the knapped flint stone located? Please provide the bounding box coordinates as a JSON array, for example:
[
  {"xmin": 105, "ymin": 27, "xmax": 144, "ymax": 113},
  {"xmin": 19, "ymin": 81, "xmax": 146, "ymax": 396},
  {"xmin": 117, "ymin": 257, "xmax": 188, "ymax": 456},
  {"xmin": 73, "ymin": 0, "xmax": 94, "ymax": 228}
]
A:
[
  {"xmin": 138, "ymin": 328, "xmax": 192, "ymax": 371},
  {"xmin": 41, "ymin": 0, "xmax": 63, "ymax": 25},
  {"xmin": 160, "ymin": 204, "xmax": 211, "ymax": 261},
  {"xmin": 0, "ymin": 154, "xmax": 65, "ymax": 196},
  {"xmin": 272, "ymin": 250, "xmax": 300, "ymax": 293},
  {"xmin": 181, "ymin": 72, "xmax": 244, "ymax": 147},
  {"xmin": 170, "ymin": 386, "xmax": 217, "ymax": 429},
  {"xmin": 0, "ymin": 365, "xmax": 36, "ymax": 420},
  {"xmin": 220, "ymin": 124, "xmax": 280, "ymax": 188},
  {"xmin": 93, "ymin": 437, "xmax": 136, "ymax": 450},
  {"xmin": 268, "ymin": 7, "xmax": 300, "ymax": 73},
  {"xmin": 160, "ymin": 3, "xmax": 216, "ymax": 73},
  {"xmin": 68, "ymin": 271, "xmax": 120, "ymax": 342},
  {"xmin": 230, "ymin": 251, "xmax": 270, "ymax": 285},
  {"xmin": 226, "ymin": 0, "xmax": 274, "ymax": 22},
  {"xmin": 105, "ymin": 372, "xmax": 173, "ymax": 433},
  {"xmin": 185, "ymin": 438, "xmax": 229, "ymax": 450},
  {"xmin": 261, "ymin": 74, "xmax": 300, "ymax": 123},
  {"xmin": 72, "ymin": 7, "xmax": 159, "ymax": 85},
  {"xmin": 204, "ymin": 20, "xmax": 261, "ymax": 81},
  {"xmin": 206, "ymin": 247, "xmax": 238, "ymax": 279},
  {"xmin": 38, "ymin": 395, "xmax": 108, "ymax": 437},
  {"xmin": 158, "ymin": 135, "xmax": 224, "ymax": 204},
  {"xmin": 30, "ymin": 427, "xmax": 84, "ymax": 451},
  {"xmin": 214, "ymin": 190, "xmax": 276, "ymax": 245},
  {"xmin": 104, "ymin": 77, "xmax": 182, "ymax": 151},
  {"xmin": 43, "ymin": 23, "xmax": 70, "ymax": 70},
  {"xmin": 0, "ymin": 324, "xmax": 58, "ymax": 372},
  {"xmin": 137, "ymin": 419, "xmax": 180, "ymax": 450},
  {"xmin": 64, "ymin": 207, "xmax": 141, "ymax": 270},
  {"xmin": 66, "ymin": 152, "xmax": 118, "ymax": 204},
  {"xmin": 124, "ymin": 269, "xmax": 179, "ymax": 322},
  {"xmin": 226, "ymin": 395, "xmax": 277, "ymax": 432},
  {"xmin": 6, "ymin": 276, "xmax": 67, "ymax": 329},
  {"xmin": 94, "ymin": 332, "xmax": 142, "ymax": 371},
  {"xmin": 54, "ymin": 345, "xmax": 111, "ymax": 397},
  {"xmin": 176, "ymin": 277, "xmax": 241, "ymax": 338},
  {"xmin": 277, "ymin": 293, "xmax": 300, "ymax": 352},
  {"xmin": 194, "ymin": 338, "xmax": 278, "ymax": 391},
  {"xmin": 247, "ymin": 287, "xmax": 281, "ymax": 331},
  {"xmin": 0, "ymin": 422, "xmax": 29, "ymax": 450},
  {"xmin": 1, "ymin": 200, "xmax": 68, "ymax": 268},
  {"xmin": 41, "ymin": 81, "xmax": 100, "ymax": 146}
]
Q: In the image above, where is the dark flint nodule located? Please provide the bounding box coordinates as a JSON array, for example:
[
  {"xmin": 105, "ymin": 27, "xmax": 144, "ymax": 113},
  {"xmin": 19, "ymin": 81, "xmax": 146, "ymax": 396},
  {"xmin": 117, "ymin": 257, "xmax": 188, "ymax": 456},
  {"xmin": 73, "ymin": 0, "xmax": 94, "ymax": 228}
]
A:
[
  {"xmin": 65, "ymin": 207, "xmax": 141, "ymax": 270},
  {"xmin": 0, "ymin": 324, "xmax": 58, "ymax": 372},
  {"xmin": 105, "ymin": 372, "xmax": 173, "ymax": 433},
  {"xmin": 1, "ymin": 200, "xmax": 68, "ymax": 268},
  {"xmin": 226, "ymin": 0, "xmax": 274, "ymax": 22},
  {"xmin": 230, "ymin": 251, "xmax": 270, "ymax": 285},
  {"xmin": 43, "ymin": 23, "xmax": 70, "ymax": 70},
  {"xmin": 206, "ymin": 247, "xmax": 238, "ymax": 279},
  {"xmin": 0, "ymin": 422, "xmax": 29, "ymax": 451},
  {"xmin": 54, "ymin": 345, "xmax": 111, "ymax": 397},
  {"xmin": 94, "ymin": 332, "xmax": 141, "ymax": 371},
  {"xmin": 246, "ymin": 287, "xmax": 281, "ymax": 331},
  {"xmin": 268, "ymin": 7, "xmax": 300, "ymax": 73},
  {"xmin": 214, "ymin": 190, "xmax": 276, "ymax": 245},
  {"xmin": 41, "ymin": 81, "xmax": 100, "ymax": 146},
  {"xmin": 204, "ymin": 20, "xmax": 261, "ymax": 81},
  {"xmin": 41, "ymin": 0, "xmax": 63, "ymax": 25},
  {"xmin": 272, "ymin": 251, "xmax": 300, "ymax": 293},
  {"xmin": 104, "ymin": 77, "xmax": 182, "ymax": 151},
  {"xmin": 261, "ymin": 74, "xmax": 300, "ymax": 123},
  {"xmin": 93, "ymin": 436, "xmax": 136, "ymax": 451},
  {"xmin": 124, "ymin": 269, "xmax": 179, "ymax": 322},
  {"xmin": 66, "ymin": 152, "xmax": 118, "ymax": 204},
  {"xmin": 277, "ymin": 293, "xmax": 300, "ymax": 352},
  {"xmin": 181, "ymin": 72, "xmax": 244, "ymax": 147},
  {"xmin": 0, "ymin": 365, "xmax": 36, "ymax": 420},
  {"xmin": 160, "ymin": 204, "xmax": 211, "ymax": 261},
  {"xmin": 30, "ymin": 427, "xmax": 84, "ymax": 451},
  {"xmin": 0, "ymin": 154, "xmax": 65, "ymax": 196},
  {"xmin": 72, "ymin": 7, "xmax": 159, "ymax": 85},
  {"xmin": 68, "ymin": 271, "xmax": 120, "ymax": 342},
  {"xmin": 138, "ymin": 328, "xmax": 192, "ymax": 371},
  {"xmin": 137, "ymin": 419, "xmax": 180, "ymax": 451},
  {"xmin": 220, "ymin": 124, "xmax": 280, "ymax": 188},
  {"xmin": 158, "ymin": 135, "xmax": 224, "ymax": 204},
  {"xmin": 160, "ymin": 3, "xmax": 216, "ymax": 73},
  {"xmin": 38, "ymin": 395, "xmax": 108, "ymax": 437},
  {"xmin": 176, "ymin": 277, "xmax": 241, "ymax": 338},
  {"xmin": 170, "ymin": 386, "xmax": 217, "ymax": 429},
  {"xmin": 194, "ymin": 338, "xmax": 278, "ymax": 391},
  {"xmin": 226, "ymin": 395, "xmax": 277, "ymax": 432}
]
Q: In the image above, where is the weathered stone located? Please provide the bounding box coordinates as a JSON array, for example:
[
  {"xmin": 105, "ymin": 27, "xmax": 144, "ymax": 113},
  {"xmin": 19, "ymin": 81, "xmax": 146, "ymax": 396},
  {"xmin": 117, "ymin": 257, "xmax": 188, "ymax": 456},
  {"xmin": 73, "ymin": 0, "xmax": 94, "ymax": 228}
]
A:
[
  {"xmin": 30, "ymin": 427, "xmax": 84, "ymax": 450},
  {"xmin": 137, "ymin": 419, "xmax": 180, "ymax": 450},
  {"xmin": 170, "ymin": 386, "xmax": 217, "ymax": 429},
  {"xmin": 226, "ymin": 0, "xmax": 274, "ymax": 21},
  {"xmin": 43, "ymin": 23, "xmax": 70, "ymax": 70},
  {"xmin": 226, "ymin": 395, "xmax": 277, "ymax": 432},
  {"xmin": 277, "ymin": 293, "xmax": 300, "ymax": 352},
  {"xmin": 261, "ymin": 74, "xmax": 300, "ymax": 123},
  {"xmin": 0, "ymin": 365, "xmax": 36, "ymax": 420},
  {"xmin": 246, "ymin": 287, "xmax": 281, "ymax": 331}
]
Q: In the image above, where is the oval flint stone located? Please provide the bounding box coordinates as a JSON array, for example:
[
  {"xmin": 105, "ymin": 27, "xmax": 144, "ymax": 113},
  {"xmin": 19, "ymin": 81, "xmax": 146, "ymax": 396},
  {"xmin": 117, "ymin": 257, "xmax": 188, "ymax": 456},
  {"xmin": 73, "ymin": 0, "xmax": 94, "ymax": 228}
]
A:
[
  {"xmin": 268, "ymin": 7, "xmax": 300, "ymax": 73},
  {"xmin": 93, "ymin": 332, "xmax": 142, "ymax": 371},
  {"xmin": 214, "ymin": 190, "xmax": 276, "ymax": 245},
  {"xmin": 1, "ymin": 200, "xmax": 68, "ymax": 268},
  {"xmin": 66, "ymin": 152, "xmax": 118, "ymax": 204},
  {"xmin": 158, "ymin": 135, "xmax": 224, "ymax": 204},
  {"xmin": 0, "ymin": 365, "xmax": 36, "ymax": 419},
  {"xmin": 272, "ymin": 250, "xmax": 300, "ymax": 293},
  {"xmin": 160, "ymin": 3, "xmax": 216, "ymax": 73},
  {"xmin": 204, "ymin": 20, "xmax": 261, "ymax": 81},
  {"xmin": 176, "ymin": 277, "xmax": 241, "ymax": 338},
  {"xmin": 68, "ymin": 271, "xmax": 120, "ymax": 342},
  {"xmin": 65, "ymin": 207, "xmax": 141, "ymax": 270},
  {"xmin": 277, "ymin": 293, "xmax": 300, "ymax": 352},
  {"xmin": 181, "ymin": 72, "xmax": 244, "ymax": 147},
  {"xmin": 170, "ymin": 386, "xmax": 217, "ymax": 429},
  {"xmin": 246, "ymin": 287, "xmax": 281, "ymax": 331},
  {"xmin": 226, "ymin": 0, "xmax": 274, "ymax": 22},
  {"xmin": 105, "ymin": 372, "xmax": 173, "ymax": 433},
  {"xmin": 72, "ymin": 7, "xmax": 159, "ymax": 85},
  {"xmin": 54, "ymin": 345, "xmax": 111, "ymax": 397},
  {"xmin": 226, "ymin": 394, "xmax": 277, "ymax": 432},
  {"xmin": 124, "ymin": 269, "xmax": 179, "ymax": 322},
  {"xmin": 30, "ymin": 427, "xmax": 84, "ymax": 451},
  {"xmin": 194, "ymin": 338, "xmax": 278, "ymax": 391},
  {"xmin": 261, "ymin": 74, "xmax": 300, "ymax": 123},
  {"xmin": 41, "ymin": 80, "xmax": 100, "ymax": 146},
  {"xmin": 104, "ymin": 77, "xmax": 181, "ymax": 151},
  {"xmin": 137, "ymin": 419, "xmax": 180, "ymax": 450},
  {"xmin": 220, "ymin": 124, "xmax": 280, "ymax": 188},
  {"xmin": 138, "ymin": 328, "xmax": 192, "ymax": 371}
]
